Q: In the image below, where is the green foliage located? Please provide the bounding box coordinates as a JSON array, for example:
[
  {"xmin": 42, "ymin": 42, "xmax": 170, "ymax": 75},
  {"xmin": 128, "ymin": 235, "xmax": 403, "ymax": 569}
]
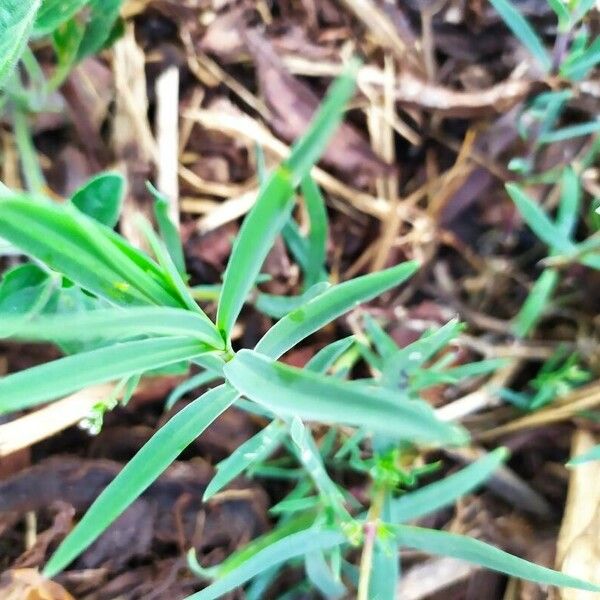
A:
[
  {"xmin": 256, "ymin": 261, "xmax": 418, "ymax": 359},
  {"xmin": 501, "ymin": 349, "xmax": 590, "ymax": 411},
  {"xmin": 488, "ymin": 0, "xmax": 551, "ymax": 71},
  {"xmin": 0, "ymin": 0, "xmax": 41, "ymax": 88},
  {"xmin": 44, "ymin": 384, "xmax": 238, "ymax": 577},
  {"xmin": 394, "ymin": 526, "xmax": 600, "ymax": 591},
  {"xmin": 32, "ymin": 0, "xmax": 87, "ymax": 37},
  {"xmin": 216, "ymin": 60, "xmax": 359, "ymax": 340},
  {"xmin": 0, "ymin": 336, "xmax": 210, "ymax": 414},
  {"xmin": 391, "ymin": 449, "xmax": 509, "ymax": 522},
  {"xmin": 0, "ymin": 58, "xmax": 595, "ymax": 598},
  {"xmin": 71, "ymin": 172, "xmax": 125, "ymax": 228}
]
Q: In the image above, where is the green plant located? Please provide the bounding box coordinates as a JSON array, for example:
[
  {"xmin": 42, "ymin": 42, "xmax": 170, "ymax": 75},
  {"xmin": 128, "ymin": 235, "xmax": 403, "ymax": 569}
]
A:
[
  {"xmin": 501, "ymin": 346, "xmax": 590, "ymax": 410},
  {"xmin": 0, "ymin": 0, "xmax": 124, "ymax": 195},
  {"xmin": 0, "ymin": 61, "xmax": 597, "ymax": 598},
  {"xmin": 493, "ymin": 0, "xmax": 600, "ymax": 469},
  {"xmin": 490, "ymin": 0, "xmax": 600, "ymax": 337}
]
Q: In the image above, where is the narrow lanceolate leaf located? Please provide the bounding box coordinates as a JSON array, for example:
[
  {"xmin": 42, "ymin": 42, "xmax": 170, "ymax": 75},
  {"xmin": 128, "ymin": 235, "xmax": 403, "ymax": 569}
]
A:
[
  {"xmin": 256, "ymin": 261, "xmax": 419, "ymax": 359},
  {"xmin": 488, "ymin": 0, "xmax": 551, "ymax": 72},
  {"xmin": 186, "ymin": 529, "xmax": 346, "ymax": 600},
  {"xmin": 556, "ymin": 167, "xmax": 580, "ymax": 240},
  {"xmin": 0, "ymin": 0, "xmax": 42, "ymax": 88},
  {"xmin": 216, "ymin": 169, "xmax": 295, "ymax": 340},
  {"xmin": 224, "ymin": 350, "xmax": 467, "ymax": 445},
  {"xmin": 0, "ymin": 337, "xmax": 209, "ymax": 414},
  {"xmin": 507, "ymin": 183, "xmax": 577, "ymax": 254},
  {"xmin": 305, "ymin": 551, "xmax": 346, "ymax": 599},
  {"xmin": 0, "ymin": 196, "xmax": 180, "ymax": 307},
  {"xmin": 255, "ymin": 281, "xmax": 329, "ymax": 319},
  {"xmin": 305, "ymin": 336, "xmax": 355, "ymax": 373},
  {"xmin": 43, "ymin": 384, "xmax": 238, "ymax": 578},
  {"xmin": 301, "ymin": 176, "xmax": 328, "ymax": 288},
  {"xmin": 0, "ymin": 307, "xmax": 224, "ymax": 349},
  {"xmin": 203, "ymin": 420, "xmax": 287, "ymax": 501},
  {"xmin": 216, "ymin": 60, "xmax": 359, "ymax": 340},
  {"xmin": 148, "ymin": 182, "xmax": 187, "ymax": 277},
  {"xmin": 382, "ymin": 319, "xmax": 463, "ymax": 389},
  {"xmin": 290, "ymin": 417, "xmax": 347, "ymax": 516},
  {"xmin": 285, "ymin": 58, "xmax": 360, "ymax": 185},
  {"xmin": 391, "ymin": 448, "xmax": 508, "ymax": 523},
  {"xmin": 512, "ymin": 268, "xmax": 558, "ymax": 338},
  {"xmin": 394, "ymin": 525, "xmax": 600, "ymax": 591},
  {"xmin": 363, "ymin": 314, "xmax": 398, "ymax": 360}
]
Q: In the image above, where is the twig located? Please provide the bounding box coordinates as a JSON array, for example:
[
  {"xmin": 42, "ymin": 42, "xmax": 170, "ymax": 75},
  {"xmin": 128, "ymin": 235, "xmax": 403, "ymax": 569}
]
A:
[{"xmin": 155, "ymin": 66, "xmax": 180, "ymax": 229}]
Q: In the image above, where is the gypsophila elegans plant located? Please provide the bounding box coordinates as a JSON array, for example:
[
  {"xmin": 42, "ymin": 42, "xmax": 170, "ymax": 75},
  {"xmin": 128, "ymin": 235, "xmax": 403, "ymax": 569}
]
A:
[{"xmin": 0, "ymin": 49, "xmax": 598, "ymax": 598}]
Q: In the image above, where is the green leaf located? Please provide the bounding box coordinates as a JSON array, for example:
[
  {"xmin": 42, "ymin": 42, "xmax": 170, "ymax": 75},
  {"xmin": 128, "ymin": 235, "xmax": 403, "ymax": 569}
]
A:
[
  {"xmin": 33, "ymin": 0, "xmax": 88, "ymax": 36},
  {"xmin": 216, "ymin": 169, "xmax": 295, "ymax": 340},
  {"xmin": 391, "ymin": 448, "xmax": 508, "ymax": 522},
  {"xmin": 186, "ymin": 528, "xmax": 346, "ymax": 600},
  {"xmin": 394, "ymin": 525, "xmax": 600, "ymax": 591},
  {"xmin": 283, "ymin": 220, "xmax": 310, "ymax": 272},
  {"xmin": 289, "ymin": 417, "xmax": 348, "ymax": 516},
  {"xmin": 165, "ymin": 370, "xmax": 221, "ymax": 410},
  {"xmin": 147, "ymin": 182, "xmax": 186, "ymax": 277},
  {"xmin": 512, "ymin": 268, "xmax": 558, "ymax": 337},
  {"xmin": 0, "ymin": 263, "xmax": 54, "ymax": 315},
  {"xmin": 50, "ymin": 17, "xmax": 85, "ymax": 89},
  {"xmin": 43, "ymin": 384, "xmax": 238, "ymax": 577},
  {"xmin": 0, "ymin": 307, "xmax": 224, "ymax": 348},
  {"xmin": 538, "ymin": 120, "xmax": 600, "ymax": 144},
  {"xmin": 363, "ymin": 314, "xmax": 398, "ymax": 360},
  {"xmin": 411, "ymin": 359, "xmax": 507, "ymax": 390},
  {"xmin": 76, "ymin": 0, "xmax": 122, "ymax": 59},
  {"xmin": 547, "ymin": 0, "xmax": 571, "ymax": 31},
  {"xmin": 216, "ymin": 60, "xmax": 359, "ymax": 341},
  {"xmin": 135, "ymin": 216, "xmax": 204, "ymax": 314},
  {"xmin": 567, "ymin": 444, "xmax": 600, "ymax": 466},
  {"xmin": 255, "ymin": 282, "xmax": 329, "ymax": 319},
  {"xmin": 0, "ymin": 336, "xmax": 209, "ymax": 414},
  {"xmin": 285, "ymin": 58, "xmax": 360, "ymax": 185},
  {"xmin": 71, "ymin": 171, "xmax": 124, "ymax": 228},
  {"xmin": 506, "ymin": 184, "xmax": 577, "ymax": 254},
  {"xmin": 556, "ymin": 167, "xmax": 580, "ymax": 239},
  {"xmin": 0, "ymin": 195, "xmax": 181, "ymax": 307},
  {"xmin": 224, "ymin": 350, "xmax": 467, "ymax": 445},
  {"xmin": 256, "ymin": 261, "xmax": 418, "ymax": 359},
  {"xmin": 382, "ymin": 320, "xmax": 463, "ymax": 389},
  {"xmin": 203, "ymin": 420, "xmax": 287, "ymax": 501},
  {"xmin": 562, "ymin": 36, "xmax": 600, "ymax": 80},
  {"xmin": 488, "ymin": 0, "xmax": 551, "ymax": 71},
  {"xmin": 305, "ymin": 336, "xmax": 355, "ymax": 373},
  {"xmin": 305, "ymin": 551, "xmax": 346, "ymax": 599},
  {"xmin": 0, "ymin": 0, "xmax": 42, "ymax": 89},
  {"xmin": 301, "ymin": 176, "xmax": 328, "ymax": 288}
]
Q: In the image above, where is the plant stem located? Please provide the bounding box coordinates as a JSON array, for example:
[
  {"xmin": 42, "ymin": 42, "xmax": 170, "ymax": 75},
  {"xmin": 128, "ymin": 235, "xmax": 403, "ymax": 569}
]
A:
[
  {"xmin": 12, "ymin": 108, "xmax": 45, "ymax": 194},
  {"xmin": 357, "ymin": 484, "xmax": 386, "ymax": 600}
]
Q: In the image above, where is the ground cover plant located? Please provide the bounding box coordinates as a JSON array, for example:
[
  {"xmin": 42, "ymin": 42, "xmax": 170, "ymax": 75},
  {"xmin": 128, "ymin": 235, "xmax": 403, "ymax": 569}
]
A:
[{"xmin": 0, "ymin": 0, "xmax": 599, "ymax": 598}]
